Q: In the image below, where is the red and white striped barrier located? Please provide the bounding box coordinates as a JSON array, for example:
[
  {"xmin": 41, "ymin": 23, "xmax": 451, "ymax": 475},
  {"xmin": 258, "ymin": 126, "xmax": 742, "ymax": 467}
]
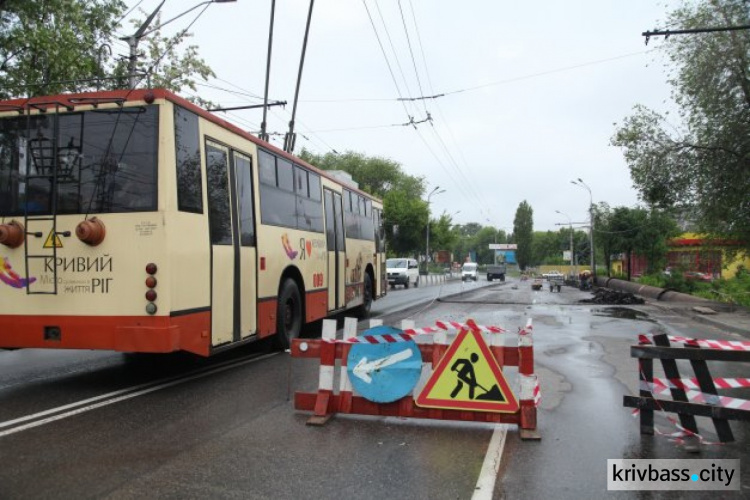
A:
[
  {"xmin": 638, "ymin": 333, "xmax": 750, "ymax": 351},
  {"xmin": 328, "ymin": 319, "xmax": 507, "ymax": 344},
  {"xmin": 650, "ymin": 377, "xmax": 750, "ymax": 391},
  {"xmin": 292, "ymin": 316, "xmax": 539, "ymax": 438},
  {"xmin": 641, "ymin": 380, "xmax": 750, "ymax": 411}
]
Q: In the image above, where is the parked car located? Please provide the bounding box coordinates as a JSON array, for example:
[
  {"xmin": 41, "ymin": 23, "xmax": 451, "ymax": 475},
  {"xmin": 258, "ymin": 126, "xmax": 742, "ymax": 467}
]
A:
[
  {"xmin": 531, "ymin": 278, "xmax": 543, "ymax": 290},
  {"xmin": 461, "ymin": 262, "xmax": 479, "ymax": 281},
  {"xmin": 684, "ymin": 271, "xmax": 713, "ymax": 282},
  {"xmin": 386, "ymin": 258, "xmax": 420, "ymax": 288}
]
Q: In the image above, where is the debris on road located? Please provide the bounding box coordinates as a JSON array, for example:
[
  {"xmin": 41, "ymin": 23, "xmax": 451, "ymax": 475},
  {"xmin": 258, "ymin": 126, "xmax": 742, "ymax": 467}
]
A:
[{"xmin": 579, "ymin": 288, "xmax": 645, "ymax": 305}]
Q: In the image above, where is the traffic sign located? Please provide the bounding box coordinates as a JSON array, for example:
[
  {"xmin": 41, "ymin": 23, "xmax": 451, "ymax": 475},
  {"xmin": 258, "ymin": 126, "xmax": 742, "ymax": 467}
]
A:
[
  {"xmin": 347, "ymin": 325, "xmax": 422, "ymax": 403},
  {"xmin": 415, "ymin": 327, "xmax": 519, "ymax": 413}
]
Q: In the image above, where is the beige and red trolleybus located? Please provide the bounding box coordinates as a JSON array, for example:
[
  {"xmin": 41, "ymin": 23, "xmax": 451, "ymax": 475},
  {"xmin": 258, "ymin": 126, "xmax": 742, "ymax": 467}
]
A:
[{"xmin": 0, "ymin": 89, "xmax": 386, "ymax": 356}]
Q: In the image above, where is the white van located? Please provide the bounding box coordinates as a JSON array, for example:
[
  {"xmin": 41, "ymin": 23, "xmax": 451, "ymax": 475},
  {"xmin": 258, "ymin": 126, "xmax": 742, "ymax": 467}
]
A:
[
  {"xmin": 386, "ymin": 258, "xmax": 420, "ymax": 288},
  {"xmin": 461, "ymin": 262, "xmax": 478, "ymax": 281}
]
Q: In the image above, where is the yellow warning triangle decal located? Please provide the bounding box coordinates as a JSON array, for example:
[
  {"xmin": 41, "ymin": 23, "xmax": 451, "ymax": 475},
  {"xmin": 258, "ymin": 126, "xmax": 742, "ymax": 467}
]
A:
[
  {"xmin": 43, "ymin": 229, "xmax": 63, "ymax": 248},
  {"xmin": 415, "ymin": 326, "xmax": 519, "ymax": 413}
]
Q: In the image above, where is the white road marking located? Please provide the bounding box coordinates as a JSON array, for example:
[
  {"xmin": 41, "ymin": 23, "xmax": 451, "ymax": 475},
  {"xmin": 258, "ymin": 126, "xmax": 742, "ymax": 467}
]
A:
[
  {"xmin": 0, "ymin": 352, "xmax": 279, "ymax": 438},
  {"xmin": 472, "ymin": 424, "xmax": 508, "ymax": 500}
]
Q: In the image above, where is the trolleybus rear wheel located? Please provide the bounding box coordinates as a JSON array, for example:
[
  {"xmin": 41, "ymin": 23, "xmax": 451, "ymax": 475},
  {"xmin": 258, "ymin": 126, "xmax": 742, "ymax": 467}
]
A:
[
  {"xmin": 275, "ymin": 278, "xmax": 302, "ymax": 350},
  {"xmin": 356, "ymin": 272, "xmax": 373, "ymax": 318}
]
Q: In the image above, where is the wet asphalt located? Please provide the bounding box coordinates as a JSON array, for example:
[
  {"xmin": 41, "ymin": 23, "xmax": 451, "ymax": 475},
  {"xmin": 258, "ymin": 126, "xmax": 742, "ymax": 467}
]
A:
[{"xmin": 0, "ymin": 277, "xmax": 748, "ymax": 499}]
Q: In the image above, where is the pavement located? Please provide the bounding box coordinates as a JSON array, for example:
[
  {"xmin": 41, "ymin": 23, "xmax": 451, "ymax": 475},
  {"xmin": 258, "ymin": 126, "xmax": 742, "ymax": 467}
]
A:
[
  {"xmin": 659, "ymin": 301, "xmax": 750, "ymax": 337},
  {"xmin": 602, "ymin": 277, "xmax": 750, "ymax": 337}
]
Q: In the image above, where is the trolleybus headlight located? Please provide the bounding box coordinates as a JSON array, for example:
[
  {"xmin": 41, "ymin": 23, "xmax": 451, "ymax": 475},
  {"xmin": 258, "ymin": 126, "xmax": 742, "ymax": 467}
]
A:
[
  {"xmin": 75, "ymin": 217, "xmax": 106, "ymax": 246},
  {"xmin": 145, "ymin": 276, "xmax": 157, "ymax": 288},
  {"xmin": 0, "ymin": 220, "xmax": 25, "ymax": 248},
  {"xmin": 145, "ymin": 290, "xmax": 157, "ymax": 301},
  {"xmin": 146, "ymin": 263, "xmax": 157, "ymax": 275},
  {"xmin": 145, "ymin": 303, "xmax": 158, "ymax": 315}
]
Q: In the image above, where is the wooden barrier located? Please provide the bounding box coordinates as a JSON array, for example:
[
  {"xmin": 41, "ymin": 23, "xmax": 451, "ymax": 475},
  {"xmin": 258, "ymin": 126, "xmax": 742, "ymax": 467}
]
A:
[
  {"xmin": 291, "ymin": 317, "xmax": 540, "ymax": 440},
  {"xmin": 623, "ymin": 333, "xmax": 750, "ymax": 447}
]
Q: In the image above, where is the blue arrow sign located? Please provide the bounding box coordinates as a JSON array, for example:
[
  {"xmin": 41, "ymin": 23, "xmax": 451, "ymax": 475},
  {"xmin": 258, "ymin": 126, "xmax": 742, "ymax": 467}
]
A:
[{"xmin": 347, "ymin": 326, "xmax": 422, "ymax": 404}]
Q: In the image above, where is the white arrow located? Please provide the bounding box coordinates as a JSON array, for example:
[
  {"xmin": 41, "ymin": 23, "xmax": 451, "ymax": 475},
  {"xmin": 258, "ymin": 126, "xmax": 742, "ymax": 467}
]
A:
[{"xmin": 352, "ymin": 348, "xmax": 414, "ymax": 384}]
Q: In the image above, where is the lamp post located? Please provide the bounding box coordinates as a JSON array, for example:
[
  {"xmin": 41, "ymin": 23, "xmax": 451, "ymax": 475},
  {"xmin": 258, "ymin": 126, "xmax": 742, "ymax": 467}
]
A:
[
  {"xmin": 571, "ymin": 178, "xmax": 595, "ymax": 279},
  {"xmin": 425, "ymin": 186, "xmax": 445, "ymax": 272},
  {"xmin": 122, "ymin": 0, "xmax": 236, "ymax": 88},
  {"xmin": 555, "ymin": 210, "xmax": 576, "ymax": 278}
]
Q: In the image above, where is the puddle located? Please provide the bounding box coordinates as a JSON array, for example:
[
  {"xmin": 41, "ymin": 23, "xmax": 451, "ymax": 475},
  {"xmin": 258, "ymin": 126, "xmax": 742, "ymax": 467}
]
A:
[{"xmin": 591, "ymin": 307, "xmax": 654, "ymax": 322}]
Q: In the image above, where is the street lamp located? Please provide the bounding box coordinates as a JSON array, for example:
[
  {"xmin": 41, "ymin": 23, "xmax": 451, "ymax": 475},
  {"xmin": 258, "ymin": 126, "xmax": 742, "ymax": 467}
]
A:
[
  {"xmin": 571, "ymin": 178, "xmax": 595, "ymax": 280},
  {"xmin": 555, "ymin": 210, "xmax": 576, "ymax": 278},
  {"xmin": 425, "ymin": 186, "xmax": 445, "ymax": 271},
  {"xmin": 122, "ymin": 0, "xmax": 237, "ymax": 88}
]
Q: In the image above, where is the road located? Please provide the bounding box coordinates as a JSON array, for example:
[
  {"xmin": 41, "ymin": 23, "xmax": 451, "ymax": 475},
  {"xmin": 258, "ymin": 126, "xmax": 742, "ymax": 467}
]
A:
[{"xmin": 1, "ymin": 276, "xmax": 748, "ymax": 499}]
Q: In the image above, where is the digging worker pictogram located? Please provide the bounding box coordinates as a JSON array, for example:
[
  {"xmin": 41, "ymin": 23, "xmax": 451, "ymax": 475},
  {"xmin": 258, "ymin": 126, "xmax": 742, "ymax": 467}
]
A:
[
  {"xmin": 450, "ymin": 352, "xmax": 506, "ymax": 402},
  {"xmin": 450, "ymin": 353, "xmax": 480, "ymax": 399}
]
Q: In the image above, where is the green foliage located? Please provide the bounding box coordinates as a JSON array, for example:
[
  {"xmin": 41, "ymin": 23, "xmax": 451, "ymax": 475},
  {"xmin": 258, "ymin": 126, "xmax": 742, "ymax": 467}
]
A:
[
  {"xmin": 594, "ymin": 204, "xmax": 680, "ymax": 278},
  {"xmin": 109, "ymin": 12, "xmax": 217, "ymax": 107},
  {"xmin": 299, "ymin": 149, "xmax": 428, "ymax": 258},
  {"xmin": 638, "ymin": 266, "xmax": 750, "ymax": 307},
  {"xmin": 513, "ymin": 201, "xmax": 534, "ymax": 270},
  {"xmin": 0, "ymin": 1, "xmax": 220, "ymax": 103},
  {"xmin": 298, "ymin": 150, "xmax": 413, "ymax": 199},
  {"xmin": 0, "ymin": 0, "xmax": 125, "ymax": 98},
  {"xmin": 611, "ymin": 0, "xmax": 750, "ymax": 256}
]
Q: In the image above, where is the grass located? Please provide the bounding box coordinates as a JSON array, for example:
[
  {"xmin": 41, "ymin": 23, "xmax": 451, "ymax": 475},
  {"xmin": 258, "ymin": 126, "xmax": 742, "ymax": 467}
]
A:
[{"xmin": 636, "ymin": 267, "xmax": 750, "ymax": 308}]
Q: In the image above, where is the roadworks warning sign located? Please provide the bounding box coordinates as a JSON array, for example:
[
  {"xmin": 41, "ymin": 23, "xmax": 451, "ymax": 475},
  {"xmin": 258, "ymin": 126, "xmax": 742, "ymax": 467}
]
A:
[{"xmin": 415, "ymin": 327, "xmax": 519, "ymax": 413}]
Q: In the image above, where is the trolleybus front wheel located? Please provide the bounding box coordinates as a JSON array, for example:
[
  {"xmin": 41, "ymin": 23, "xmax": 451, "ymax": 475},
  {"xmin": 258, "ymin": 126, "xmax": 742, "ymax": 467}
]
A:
[{"xmin": 275, "ymin": 278, "xmax": 302, "ymax": 350}]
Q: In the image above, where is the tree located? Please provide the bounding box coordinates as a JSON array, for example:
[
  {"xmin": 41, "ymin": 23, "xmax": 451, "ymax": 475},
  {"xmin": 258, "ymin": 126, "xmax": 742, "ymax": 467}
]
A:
[
  {"xmin": 0, "ymin": 1, "xmax": 218, "ymax": 102},
  {"xmin": 428, "ymin": 212, "xmax": 460, "ymax": 260},
  {"xmin": 612, "ymin": 0, "xmax": 750, "ymax": 257},
  {"xmin": 595, "ymin": 205, "xmax": 681, "ymax": 279},
  {"xmin": 109, "ymin": 11, "xmax": 216, "ymax": 106},
  {"xmin": 0, "ymin": 0, "xmax": 124, "ymax": 98},
  {"xmin": 513, "ymin": 201, "xmax": 533, "ymax": 270},
  {"xmin": 298, "ymin": 150, "xmax": 409, "ymax": 199},
  {"xmin": 299, "ymin": 149, "xmax": 428, "ymax": 257}
]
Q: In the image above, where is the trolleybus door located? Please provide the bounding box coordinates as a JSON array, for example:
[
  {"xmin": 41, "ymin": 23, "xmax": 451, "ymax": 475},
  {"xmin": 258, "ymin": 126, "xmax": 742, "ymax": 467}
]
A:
[
  {"xmin": 324, "ymin": 189, "xmax": 346, "ymax": 310},
  {"xmin": 205, "ymin": 142, "xmax": 257, "ymax": 346}
]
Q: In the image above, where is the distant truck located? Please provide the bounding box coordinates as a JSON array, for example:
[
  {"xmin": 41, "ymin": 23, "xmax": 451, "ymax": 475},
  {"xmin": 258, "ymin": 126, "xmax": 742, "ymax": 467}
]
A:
[{"xmin": 486, "ymin": 258, "xmax": 506, "ymax": 282}]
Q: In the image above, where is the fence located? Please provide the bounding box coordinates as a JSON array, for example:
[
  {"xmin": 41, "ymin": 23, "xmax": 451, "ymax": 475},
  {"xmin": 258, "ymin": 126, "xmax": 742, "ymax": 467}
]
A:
[{"xmin": 623, "ymin": 332, "xmax": 750, "ymax": 448}]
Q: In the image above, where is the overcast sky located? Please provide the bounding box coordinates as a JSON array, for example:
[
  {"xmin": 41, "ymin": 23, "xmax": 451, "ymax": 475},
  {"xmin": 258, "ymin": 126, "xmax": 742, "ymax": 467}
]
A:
[{"xmin": 119, "ymin": 0, "xmax": 679, "ymax": 232}]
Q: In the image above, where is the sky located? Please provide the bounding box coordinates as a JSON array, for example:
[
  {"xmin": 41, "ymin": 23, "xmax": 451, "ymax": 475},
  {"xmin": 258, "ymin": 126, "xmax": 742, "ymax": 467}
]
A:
[{"xmin": 117, "ymin": 0, "xmax": 680, "ymax": 233}]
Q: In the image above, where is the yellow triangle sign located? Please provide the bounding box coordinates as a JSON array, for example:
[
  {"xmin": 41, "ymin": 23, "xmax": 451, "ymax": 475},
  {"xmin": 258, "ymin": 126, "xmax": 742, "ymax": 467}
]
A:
[
  {"xmin": 43, "ymin": 229, "xmax": 63, "ymax": 248},
  {"xmin": 415, "ymin": 325, "xmax": 519, "ymax": 413}
]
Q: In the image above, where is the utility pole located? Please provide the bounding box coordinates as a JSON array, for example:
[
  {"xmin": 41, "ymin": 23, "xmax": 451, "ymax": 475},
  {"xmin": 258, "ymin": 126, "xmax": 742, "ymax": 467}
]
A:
[
  {"xmin": 122, "ymin": 0, "xmax": 166, "ymax": 88},
  {"xmin": 425, "ymin": 186, "xmax": 445, "ymax": 272},
  {"xmin": 571, "ymin": 179, "xmax": 595, "ymax": 280},
  {"xmin": 555, "ymin": 210, "xmax": 577, "ymax": 278},
  {"xmin": 121, "ymin": 0, "xmax": 236, "ymax": 89}
]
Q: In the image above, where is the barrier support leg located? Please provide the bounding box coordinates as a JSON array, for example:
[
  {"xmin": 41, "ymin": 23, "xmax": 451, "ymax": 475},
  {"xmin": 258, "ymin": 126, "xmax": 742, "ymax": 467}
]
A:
[{"xmin": 307, "ymin": 319, "xmax": 338, "ymax": 426}]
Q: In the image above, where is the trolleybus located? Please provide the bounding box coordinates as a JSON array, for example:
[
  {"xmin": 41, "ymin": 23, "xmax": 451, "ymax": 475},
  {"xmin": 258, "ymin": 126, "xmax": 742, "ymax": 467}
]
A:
[{"xmin": 0, "ymin": 89, "xmax": 386, "ymax": 356}]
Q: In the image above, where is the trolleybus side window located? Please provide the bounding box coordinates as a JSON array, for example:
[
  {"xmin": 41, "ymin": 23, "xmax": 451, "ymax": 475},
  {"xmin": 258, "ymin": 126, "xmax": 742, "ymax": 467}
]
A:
[
  {"xmin": 258, "ymin": 150, "xmax": 296, "ymax": 228},
  {"xmin": 235, "ymin": 152, "xmax": 255, "ymax": 246},
  {"xmin": 295, "ymin": 166, "xmax": 324, "ymax": 233},
  {"xmin": 258, "ymin": 149, "xmax": 323, "ymax": 232},
  {"xmin": 174, "ymin": 106, "xmax": 203, "ymax": 213},
  {"xmin": 342, "ymin": 189, "xmax": 375, "ymax": 241},
  {"xmin": 205, "ymin": 142, "xmax": 232, "ymax": 245}
]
